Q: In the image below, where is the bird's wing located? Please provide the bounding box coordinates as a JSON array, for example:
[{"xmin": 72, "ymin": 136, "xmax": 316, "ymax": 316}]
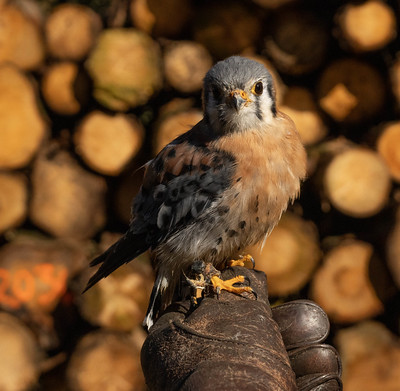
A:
[
  {"xmin": 131, "ymin": 125, "xmax": 237, "ymax": 247},
  {"xmin": 84, "ymin": 121, "xmax": 237, "ymax": 291}
]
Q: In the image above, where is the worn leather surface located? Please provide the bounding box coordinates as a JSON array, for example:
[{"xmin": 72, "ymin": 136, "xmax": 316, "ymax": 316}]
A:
[{"xmin": 141, "ymin": 268, "xmax": 342, "ymax": 391}]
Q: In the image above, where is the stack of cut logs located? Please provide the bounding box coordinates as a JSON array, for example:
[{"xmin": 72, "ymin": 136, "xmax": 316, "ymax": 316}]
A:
[{"xmin": 0, "ymin": 0, "xmax": 400, "ymax": 389}]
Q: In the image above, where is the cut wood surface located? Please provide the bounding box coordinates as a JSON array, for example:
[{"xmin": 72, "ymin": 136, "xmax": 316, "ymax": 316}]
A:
[
  {"xmin": 335, "ymin": 321, "xmax": 400, "ymax": 391},
  {"xmin": 80, "ymin": 233, "xmax": 153, "ymax": 331},
  {"xmin": 310, "ymin": 240, "xmax": 383, "ymax": 323},
  {"xmin": 0, "ymin": 173, "xmax": 28, "ymax": 234},
  {"xmin": 317, "ymin": 59, "xmax": 386, "ymax": 123},
  {"xmin": 193, "ymin": 2, "xmax": 261, "ymax": 59},
  {"xmin": 323, "ymin": 148, "xmax": 391, "ymax": 218},
  {"xmin": 163, "ymin": 41, "xmax": 212, "ymax": 93},
  {"xmin": 0, "ymin": 235, "xmax": 87, "ymax": 313},
  {"xmin": 248, "ymin": 213, "xmax": 321, "ymax": 296},
  {"xmin": 41, "ymin": 62, "xmax": 87, "ymax": 116},
  {"xmin": 264, "ymin": 6, "xmax": 328, "ymax": 75},
  {"xmin": 0, "ymin": 64, "xmax": 47, "ymax": 169},
  {"xmin": 377, "ymin": 121, "xmax": 400, "ymax": 183},
  {"xmin": 153, "ymin": 108, "xmax": 203, "ymax": 154},
  {"xmin": 85, "ymin": 28, "xmax": 163, "ymax": 111},
  {"xmin": 130, "ymin": 0, "xmax": 192, "ymax": 38},
  {"xmin": 0, "ymin": 312, "xmax": 41, "ymax": 391},
  {"xmin": 74, "ymin": 111, "xmax": 144, "ymax": 176},
  {"xmin": 387, "ymin": 207, "xmax": 400, "ymax": 289},
  {"xmin": 280, "ymin": 87, "xmax": 327, "ymax": 145},
  {"xmin": 390, "ymin": 55, "xmax": 400, "ymax": 106},
  {"xmin": 335, "ymin": 0, "xmax": 396, "ymax": 53},
  {"xmin": 30, "ymin": 145, "xmax": 107, "ymax": 240},
  {"xmin": 0, "ymin": 2, "xmax": 45, "ymax": 70},
  {"xmin": 45, "ymin": 3, "xmax": 102, "ymax": 61},
  {"xmin": 67, "ymin": 330, "xmax": 146, "ymax": 391}
]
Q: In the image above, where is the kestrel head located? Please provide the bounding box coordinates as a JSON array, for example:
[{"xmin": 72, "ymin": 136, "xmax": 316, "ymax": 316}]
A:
[{"xmin": 203, "ymin": 56, "xmax": 277, "ymax": 134}]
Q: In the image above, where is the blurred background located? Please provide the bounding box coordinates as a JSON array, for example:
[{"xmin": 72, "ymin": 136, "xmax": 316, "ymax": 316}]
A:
[{"xmin": 0, "ymin": 0, "xmax": 400, "ymax": 389}]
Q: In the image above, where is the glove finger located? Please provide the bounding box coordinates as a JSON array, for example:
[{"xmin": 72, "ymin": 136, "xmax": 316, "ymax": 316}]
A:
[
  {"xmin": 288, "ymin": 344, "xmax": 342, "ymax": 378},
  {"xmin": 296, "ymin": 374, "xmax": 343, "ymax": 391},
  {"xmin": 271, "ymin": 300, "xmax": 329, "ymax": 350}
]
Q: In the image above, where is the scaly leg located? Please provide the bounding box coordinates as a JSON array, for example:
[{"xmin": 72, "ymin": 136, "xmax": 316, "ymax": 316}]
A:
[{"xmin": 210, "ymin": 274, "xmax": 254, "ymax": 296}]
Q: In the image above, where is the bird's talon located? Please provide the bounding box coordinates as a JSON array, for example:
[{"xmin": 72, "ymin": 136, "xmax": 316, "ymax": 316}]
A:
[
  {"xmin": 211, "ymin": 274, "xmax": 254, "ymax": 297},
  {"xmin": 227, "ymin": 254, "xmax": 255, "ymax": 269}
]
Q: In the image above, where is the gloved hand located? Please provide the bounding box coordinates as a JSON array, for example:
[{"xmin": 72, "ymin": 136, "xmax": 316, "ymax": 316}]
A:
[{"xmin": 141, "ymin": 266, "xmax": 342, "ymax": 391}]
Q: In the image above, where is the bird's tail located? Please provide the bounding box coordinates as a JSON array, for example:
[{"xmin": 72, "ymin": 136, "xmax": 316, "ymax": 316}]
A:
[{"xmin": 83, "ymin": 231, "xmax": 147, "ymax": 293}]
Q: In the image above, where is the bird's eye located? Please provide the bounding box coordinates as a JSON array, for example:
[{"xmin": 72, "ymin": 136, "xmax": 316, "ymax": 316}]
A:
[{"xmin": 252, "ymin": 81, "xmax": 263, "ymax": 95}]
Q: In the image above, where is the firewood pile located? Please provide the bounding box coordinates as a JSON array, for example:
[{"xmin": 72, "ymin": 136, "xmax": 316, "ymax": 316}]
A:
[{"xmin": 0, "ymin": 0, "xmax": 399, "ymax": 389}]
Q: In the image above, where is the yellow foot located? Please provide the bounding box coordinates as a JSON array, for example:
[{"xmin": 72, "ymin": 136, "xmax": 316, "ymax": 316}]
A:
[
  {"xmin": 211, "ymin": 275, "xmax": 254, "ymax": 296},
  {"xmin": 227, "ymin": 254, "xmax": 255, "ymax": 269}
]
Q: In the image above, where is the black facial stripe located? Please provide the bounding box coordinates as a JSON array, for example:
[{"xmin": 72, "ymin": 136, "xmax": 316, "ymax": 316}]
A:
[
  {"xmin": 267, "ymin": 83, "xmax": 277, "ymax": 117},
  {"xmin": 254, "ymin": 96, "xmax": 263, "ymax": 121}
]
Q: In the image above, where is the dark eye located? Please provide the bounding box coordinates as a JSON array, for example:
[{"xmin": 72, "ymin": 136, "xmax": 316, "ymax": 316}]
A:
[{"xmin": 253, "ymin": 81, "xmax": 263, "ymax": 95}]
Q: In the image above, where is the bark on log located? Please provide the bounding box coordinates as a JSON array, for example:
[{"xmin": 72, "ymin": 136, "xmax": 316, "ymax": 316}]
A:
[
  {"xmin": 45, "ymin": 4, "xmax": 102, "ymax": 61},
  {"xmin": 0, "ymin": 64, "xmax": 47, "ymax": 169},
  {"xmin": 316, "ymin": 58, "xmax": 386, "ymax": 124},
  {"xmin": 335, "ymin": 0, "xmax": 397, "ymax": 53},
  {"xmin": 323, "ymin": 147, "xmax": 391, "ymax": 218},
  {"xmin": 0, "ymin": 173, "xmax": 28, "ymax": 234},
  {"xmin": 163, "ymin": 41, "xmax": 212, "ymax": 93},
  {"xmin": 0, "ymin": 312, "xmax": 41, "ymax": 391},
  {"xmin": 74, "ymin": 111, "xmax": 144, "ymax": 176},
  {"xmin": 30, "ymin": 144, "xmax": 107, "ymax": 239},
  {"xmin": 67, "ymin": 329, "xmax": 146, "ymax": 391},
  {"xmin": 0, "ymin": 2, "xmax": 45, "ymax": 70},
  {"xmin": 85, "ymin": 28, "xmax": 163, "ymax": 111},
  {"xmin": 247, "ymin": 213, "xmax": 321, "ymax": 296},
  {"xmin": 310, "ymin": 240, "xmax": 383, "ymax": 323}
]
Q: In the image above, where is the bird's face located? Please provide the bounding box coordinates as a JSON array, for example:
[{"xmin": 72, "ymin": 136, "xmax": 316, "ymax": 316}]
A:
[{"xmin": 203, "ymin": 56, "xmax": 277, "ymax": 134}]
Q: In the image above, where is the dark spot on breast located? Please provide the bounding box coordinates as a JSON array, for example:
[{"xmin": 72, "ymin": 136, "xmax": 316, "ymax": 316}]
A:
[
  {"xmin": 200, "ymin": 164, "xmax": 211, "ymax": 171},
  {"xmin": 239, "ymin": 221, "xmax": 246, "ymax": 229},
  {"xmin": 212, "ymin": 156, "xmax": 221, "ymax": 165},
  {"xmin": 218, "ymin": 206, "xmax": 230, "ymax": 215},
  {"xmin": 216, "ymin": 237, "xmax": 223, "ymax": 245},
  {"xmin": 181, "ymin": 164, "xmax": 194, "ymax": 175},
  {"xmin": 208, "ymin": 216, "xmax": 216, "ymax": 224},
  {"xmin": 254, "ymin": 195, "xmax": 259, "ymax": 212},
  {"xmin": 234, "ymin": 192, "xmax": 239, "ymax": 198},
  {"xmin": 228, "ymin": 230, "xmax": 238, "ymax": 237},
  {"xmin": 256, "ymin": 217, "xmax": 259, "ymax": 223},
  {"xmin": 236, "ymin": 177, "xmax": 242, "ymax": 182},
  {"xmin": 167, "ymin": 148, "xmax": 176, "ymax": 158},
  {"xmin": 210, "ymin": 248, "xmax": 218, "ymax": 256}
]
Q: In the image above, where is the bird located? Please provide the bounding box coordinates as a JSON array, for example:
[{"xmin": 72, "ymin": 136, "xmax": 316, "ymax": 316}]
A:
[{"xmin": 84, "ymin": 56, "xmax": 307, "ymax": 330}]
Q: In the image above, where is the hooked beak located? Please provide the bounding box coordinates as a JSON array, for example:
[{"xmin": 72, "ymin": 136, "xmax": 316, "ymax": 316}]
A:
[{"xmin": 227, "ymin": 89, "xmax": 252, "ymax": 111}]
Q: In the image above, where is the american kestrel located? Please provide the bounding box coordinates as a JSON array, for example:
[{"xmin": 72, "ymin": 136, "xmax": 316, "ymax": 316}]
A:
[{"xmin": 84, "ymin": 56, "xmax": 307, "ymax": 329}]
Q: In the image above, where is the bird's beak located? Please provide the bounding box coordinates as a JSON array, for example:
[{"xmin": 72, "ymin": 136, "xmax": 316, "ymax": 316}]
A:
[{"xmin": 228, "ymin": 89, "xmax": 252, "ymax": 111}]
